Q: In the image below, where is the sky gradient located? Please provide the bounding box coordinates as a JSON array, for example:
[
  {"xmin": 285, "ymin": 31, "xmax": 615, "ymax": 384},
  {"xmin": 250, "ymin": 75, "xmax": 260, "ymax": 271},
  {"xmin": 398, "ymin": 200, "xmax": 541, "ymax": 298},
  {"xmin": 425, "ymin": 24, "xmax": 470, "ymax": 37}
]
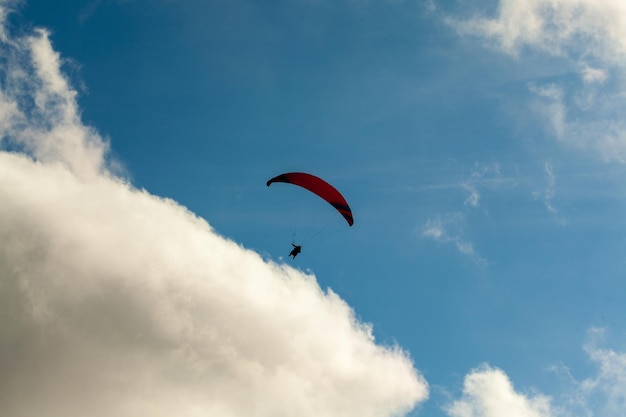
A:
[{"xmin": 1, "ymin": 1, "xmax": 626, "ymax": 416}]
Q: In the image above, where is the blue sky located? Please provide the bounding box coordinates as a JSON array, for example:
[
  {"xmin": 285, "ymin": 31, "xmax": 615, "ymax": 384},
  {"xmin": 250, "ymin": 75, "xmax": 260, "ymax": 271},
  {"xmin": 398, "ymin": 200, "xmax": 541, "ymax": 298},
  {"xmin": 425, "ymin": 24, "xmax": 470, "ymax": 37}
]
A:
[{"xmin": 2, "ymin": 0, "xmax": 626, "ymax": 416}]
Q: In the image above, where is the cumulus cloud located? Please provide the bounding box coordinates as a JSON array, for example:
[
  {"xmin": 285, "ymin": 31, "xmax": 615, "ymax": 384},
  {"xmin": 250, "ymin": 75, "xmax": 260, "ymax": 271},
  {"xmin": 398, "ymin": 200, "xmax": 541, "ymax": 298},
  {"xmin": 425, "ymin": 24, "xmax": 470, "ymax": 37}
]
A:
[
  {"xmin": 445, "ymin": 365, "xmax": 554, "ymax": 417},
  {"xmin": 444, "ymin": 330, "xmax": 626, "ymax": 417},
  {"xmin": 447, "ymin": 0, "xmax": 626, "ymax": 163},
  {"xmin": 0, "ymin": 3, "xmax": 428, "ymax": 416}
]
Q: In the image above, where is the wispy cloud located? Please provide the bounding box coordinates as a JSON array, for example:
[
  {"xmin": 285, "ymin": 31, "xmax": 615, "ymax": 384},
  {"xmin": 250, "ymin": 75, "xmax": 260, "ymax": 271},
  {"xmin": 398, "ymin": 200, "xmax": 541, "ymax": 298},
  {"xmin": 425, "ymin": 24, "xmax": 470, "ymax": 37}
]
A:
[
  {"xmin": 422, "ymin": 213, "xmax": 486, "ymax": 265},
  {"xmin": 528, "ymin": 84, "xmax": 567, "ymax": 140},
  {"xmin": 419, "ymin": 162, "xmax": 518, "ymax": 263},
  {"xmin": 0, "ymin": 3, "xmax": 427, "ymax": 416},
  {"xmin": 533, "ymin": 160, "xmax": 566, "ymax": 225},
  {"xmin": 447, "ymin": 0, "xmax": 626, "ymax": 65},
  {"xmin": 527, "ymin": 81, "xmax": 626, "ymax": 163},
  {"xmin": 447, "ymin": 0, "xmax": 626, "ymax": 163},
  {"xmin": 1, "ymin": 25, "xmax": 109, "ymax": 178},
  {"xmin": 580, "ymin": 64, "xmax": 608, "ymax": 85},
  {"xmin": 462, "ymin": 162, "xmax": 506, "ymax": 208},
  {"xmin": 578, "ymin": 328, "xmax": 626, "ymax": 416}
]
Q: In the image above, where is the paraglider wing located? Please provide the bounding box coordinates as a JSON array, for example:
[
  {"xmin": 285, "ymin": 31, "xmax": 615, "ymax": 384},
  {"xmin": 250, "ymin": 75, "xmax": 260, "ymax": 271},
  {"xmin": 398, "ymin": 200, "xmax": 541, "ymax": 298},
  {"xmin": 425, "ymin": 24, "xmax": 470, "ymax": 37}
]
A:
[{"xmin": 266, "ymin": 172, "xmax": 354, "ymax": 226}]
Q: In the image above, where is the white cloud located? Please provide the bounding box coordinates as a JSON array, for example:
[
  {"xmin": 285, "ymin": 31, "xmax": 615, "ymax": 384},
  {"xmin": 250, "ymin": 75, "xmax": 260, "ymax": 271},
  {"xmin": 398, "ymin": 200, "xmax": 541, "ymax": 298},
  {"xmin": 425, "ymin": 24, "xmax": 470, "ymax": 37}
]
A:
[
  {"xmin": 532, "ymin": 160, "xmax": 566, "ymax": 225},
  {"xmin": 420, "ymin": 163, "xmax": 513, "ymax": 264},
  {"xmin": 422, "ymin": 213, "xmax": 486, "ymax": 264},
  {"xmin": 541, "ymin": 161, "xmax": 557, "ymax": 214},
  {"xmin": 463, "ymin": 185, "xmax": 480, "ymax": 207},
  {"xmin": 445, "ymin": 330, "xmax": 626, "ymax": 417},
  {"xmin": 0, "ymin": 0, "xmax": 13, "ymax": 41},
  {"xmin": 462, "ymin": 162, "xmax": 505, "ymax": 208},
  {"xmin": 448, "ymin": 0, "xmax": 626, "ymax": 164},
  {"xmin": 445, "ymin": 365, "xmax": 555, "ymax": 417},
  {"xmin": 577, "ymin": 328, "xmax": 626, "ymax": 417},
  {"xmin": 527, "ymin": 82, "xmax": 626, "ymax": 162},
  {"xmin": 0, "ymin": 153, "xmax": 427, "ymax": 417},
  {"xmin": 1, "ymin": 24, "xmax": 108, "ymax": 178},
  {"xmin": 0, "ymin": 4, "xmax": 428, "ymax": 417},
  {"xmin": 448, "ymin": 0, "xmax": 626, "ymax": 66},
  {"xmin": 580, "ymin": 64, "xmax": 608, "ymax": 85},
  {"xmin": 528, "ymin": 84, "xmax": 567, "ymax": 140},
  {"xmin": 424, "ymin": 0, "xmax": 437, "ymax": 14}
]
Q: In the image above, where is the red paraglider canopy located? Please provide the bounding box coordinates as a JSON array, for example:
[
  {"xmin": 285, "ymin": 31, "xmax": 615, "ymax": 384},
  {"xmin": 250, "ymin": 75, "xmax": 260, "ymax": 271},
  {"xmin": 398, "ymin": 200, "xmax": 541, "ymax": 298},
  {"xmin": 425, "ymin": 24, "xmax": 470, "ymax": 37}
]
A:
[{"xmin": 266, "ymin": 172, "xmax": 354, "ymax": 226}]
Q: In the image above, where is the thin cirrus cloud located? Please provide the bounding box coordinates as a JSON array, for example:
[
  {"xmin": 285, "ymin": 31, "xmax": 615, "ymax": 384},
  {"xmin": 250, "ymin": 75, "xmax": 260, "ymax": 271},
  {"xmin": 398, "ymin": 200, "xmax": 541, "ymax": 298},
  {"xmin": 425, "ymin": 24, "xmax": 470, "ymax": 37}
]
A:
[
  {"xmin": 532, "ymin": 160, "xmax": 566, "ymax": 225},
  {"xmin": 447, "ymin": 0, "xmax": 626, "ymax": 163},
  {"xmin": 0, "ymin": 4, "xmax": 427, "ymax": 417},
  {"xmin": 421, "ymin": 162, "xmax": 510, "ymax": 264},
  {"xmin": 421, "ymin": 213, "xmax": 486, "ymax": 265},
  {"xmin": 461, "ymin": 162, "xmax": 506, "ymax": 208}
]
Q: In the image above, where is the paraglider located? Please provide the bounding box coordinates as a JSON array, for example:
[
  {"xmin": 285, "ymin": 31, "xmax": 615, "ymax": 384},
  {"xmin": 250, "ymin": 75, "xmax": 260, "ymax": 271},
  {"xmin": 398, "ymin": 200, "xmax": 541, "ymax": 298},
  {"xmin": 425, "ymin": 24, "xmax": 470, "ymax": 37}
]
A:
[
  {"xmin": 266, "ymin": 172, "xmax": 354, "ymax": 259},
  {"xmin": 289, "ymin": 243, "xmax": 302, "ymax": 259},
  {"xmin": 266, "ymin": 172, "xmax": 354, "ymax": 226}
]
